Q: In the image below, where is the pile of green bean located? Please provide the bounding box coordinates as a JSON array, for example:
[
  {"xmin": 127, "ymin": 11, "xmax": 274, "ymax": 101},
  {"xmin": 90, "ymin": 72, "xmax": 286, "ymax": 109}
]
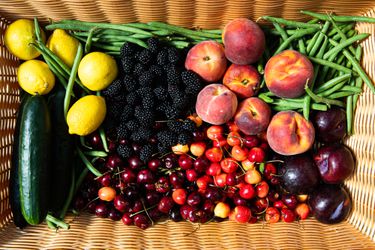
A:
[
  {"xmin": 259, "ymin": 11, "xmax": 375, "ymax": 134},
  {"xmin": 45, "ymin": 20, "xmax": 222, "ymax": 54}
]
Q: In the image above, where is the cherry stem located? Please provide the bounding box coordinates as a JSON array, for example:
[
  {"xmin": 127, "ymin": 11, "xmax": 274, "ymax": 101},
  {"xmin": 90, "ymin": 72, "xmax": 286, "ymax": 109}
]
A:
[
  {"xmin": 266, "ymin": 159, "xmax": 284, "ymax": 164},
  {"xmin": 129, "ymin": 204, "xmax": 157, "ymax": 218},
  {"xmin": 255, "ymin": 198, "xmax": 270, "ymax": 215},
  {"xmin": 82, "ymin": 197, "xmax": 99, "ymax": 211},
  {"xmin": 141, "ymin": 199, "xmax": 154, "ymax": 225}
]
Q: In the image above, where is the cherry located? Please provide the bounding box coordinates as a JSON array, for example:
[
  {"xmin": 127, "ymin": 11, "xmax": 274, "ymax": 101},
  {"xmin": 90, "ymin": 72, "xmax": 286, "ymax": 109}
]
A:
[
  {"xmin": 243, "ymin": 135, "xmax": 260, "ymax": 148},
  {"xmin": 194, "ymin": 156, "xmax": 210, "ymax": 173},
  {"xmin": 265, "ymin": 207, "xmax": 280, "ymax": 223},
  {"xmin": 295, "ymin": 203, "xmax": 310, "ymax": 220},
  {"xmin": 163, "ymin": 153, "xmax": 178, "ymax": 169},
  {"xmin": 148, "ymin": 207, "xmax": 163, "ymax": 221},
  {"xmin": 281, "ymin": 208, "xmax": 296, "ymax": 223},
  {"xmin": 169, "ymin": 206, "xmax": 183, "ymax": 222},
  {"xmin": 196, "ymin": 175, "xmax": 212, "ymax": 190},
  {"xmin": 180, "ymin": 204, "xmax": 194, "ymax": 220},
  {"xmin": 116, "ymin": 182, "xmax": 126, "ymax": 192},
  {"xmin": 155, "ymin": 176, "xmax": 170, "ymax": 193},
  {"xmin": 133, "ymin": 214, "xmax": 151, "ymax": 229},
  {"xmin": 144, "ymin": 183, "xmax": 155, "ymax": 191},
  {"xmin": 114, "ymin": 195, "xmax": 131, "ymax": 213},
  {"xmin": 244, "ymin": 169, "xmax": 262, "ymax": 184},
  {"xmin": 229, "ymin": 206, "xmax": 252, "ymax": 223},
  {"xmin": 270, "ymin": 176, "xmax": 281, "ymax": 185},
  {"xmin": 130, "ymin": 200, "xmax": 143, "ymax": 213},
  {"xmin": 128, "ymin": 156, "xmax": 143, "ymax": 170},
  {"xmin": 172, "ymin": 188, "xmax": 187, "ymax": 205},
  {"xmin": 220, "ymin": 158, "xmax": 238, "ymax": 174},
  {"xmin": 122, "ymin": 213, "xmax": 134, "ymax": 225},
  {"xmin": 264, "ymin": 163, "xmax": 277, "ymax": 180},
  {"xmin": 132, "ymin": 142, "xmax": 142, "ymax": 154},
  {"xmin": 214, "ymin": 202, "xmax": 231, "ymax": 218},
  {"xmin": 206, "ymin": 162, "xmax": 221, "ymax": 176},
  {"xmin": 205, "ymin": 147, "xmax": 223, "ymax": 162},
  {"xmin": 212, "ymin": 139, "xmax": 228, "ymax": 148},
  {"xmin": 231, "ymin": 145, "xmax": 248, "ymax": 161},
  {"xmin": 148, "ymin": 135, "xmax": 158, "ymax": 145},
  {"xmin": 192, "ymin": 130, "xmax": 205, "ymax": 141},
  {"xmin": 88, "ymin": 133, "xmax": 102, "ymax": 149},
  {"xmin": 158, "ymin": 196, "xmax": 175, "ymax": 214},
  {"xmin": 282, "ymin": 194, "xmax": 298, "ymax": 209},
  {"xmin": 204, "ymin": 187, "xmax": 222, "ymax": 202},
  {"xmin": 87, "ymin": 201, "xmax": 98, "ymax": 214},
  {"xmin": 186, "ymin": 169, "xmax": 198, "ymax": 182},
  {"xmin": 106, "ymin": 154, "xmax": 124, "ymax": 171},
  {"xmin": 73, "ymin": 196, "xmax": 86, "ymax": 211},
  {"xmin": 95, "ymin": 203, "xmax": 109, "ymax": 218},
  {"xmin": 227, "ymin": 131, "xmax": 242, "ymax": 147},
  {"xmin": 207, "ymin": 125, "xmax": 224, "ymax": 140},
  {"xmin": 98, "ymin": 187, "xmax": 116, "ymax": 201},
  {"xmin": 259, "ymin": 142, "xmax": 269, "ymax": 151},
  {"xmin": 146, "ymin": 191, "xmax": 162, "ymax": 206},
  {"xmin": 121, "ymin": 168, "xmax": 136, "ymax": 183},
  {"xmin": 190, "ymin": 141, "xmax": 206, "ymax": 157},
  {"xmin": 137, "ymin": 169, "xmax": 155, "ymax": 184},
  {"xmin": 169, "ymin": 171, "xmax": 185, "ymax": 188},
  {"xmin": 254, "ymin": 198, "xmax": 269, "ymax": 213},
  {"xmin": 190, "ymin": 210, "xmax": 209, "ymax": 223},
  {"xmin": 97, "ymin": 174, "xmax": 112, "ymax": 187},
  {"xmin": 148, "ymin": 158, "xmax": 162, "ymax": 172},
  {"xmin": 178, "ymin": 154, "xmax": 193, "ymax": 170},
  {"xmin": 108, "ymin": 208, "xmax": 122, "ymax": 221},
  {"xmin": 202, "ymin": 199, "xmax": 215, "ymax": 213},
  {"xmin": 124, "ymin": 185, "xmax": 139, "ymax": 200},
  {"xmin": 233, "ymin": 194, "xmax": 248, "ymax": 206},
  {"xmin": 226, "ymin": 172, "xmax": 237, "ymax": 186},
  {"xmin": 256, "ymin": 181, "xmax": 269, "ymax": 198},
  {"xmin": 239, "ymin": 183, "xmax": 255, "ymax": 200},
  {"xmin": 227, "ymin": 121, "xmax": 240, "ymax": 132},
  {"xmin": 273, "ymin": 200, "xmax": 286, "ymax": 209},
  {"xmin": 214, "ymin": 173, "xmax": 227, "ymax": 188},
  {"xmin": 187, "ymin": 191, "xmax": 202, "ymax": 207},
  {"xmin": 248, "ymin": 147, "xmax": 266, "ymax": 162}
]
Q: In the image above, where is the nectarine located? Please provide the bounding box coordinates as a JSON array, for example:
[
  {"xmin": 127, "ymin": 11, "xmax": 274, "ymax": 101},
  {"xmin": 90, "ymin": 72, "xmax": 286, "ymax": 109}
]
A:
[{"xmin": 223, "ymin": 64, "xmax": 261, "ymax": 98}]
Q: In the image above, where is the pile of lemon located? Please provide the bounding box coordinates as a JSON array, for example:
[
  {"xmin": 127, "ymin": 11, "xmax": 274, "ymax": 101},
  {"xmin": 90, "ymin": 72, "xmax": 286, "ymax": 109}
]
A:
[{"xmin": 5, "ymin": 19, "xmax": 119, "ymax": 136}]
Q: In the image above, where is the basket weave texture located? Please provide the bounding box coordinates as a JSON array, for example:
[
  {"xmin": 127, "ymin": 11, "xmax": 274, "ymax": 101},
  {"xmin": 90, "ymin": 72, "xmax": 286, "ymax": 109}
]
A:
[{"xmin": 0, "ymin": 1, "xmax": 374, "ymax": 249}]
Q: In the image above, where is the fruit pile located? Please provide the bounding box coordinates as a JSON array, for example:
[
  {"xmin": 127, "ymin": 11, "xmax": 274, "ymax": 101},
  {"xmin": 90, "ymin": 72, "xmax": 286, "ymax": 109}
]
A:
[{"xmin": 4, "ymin": 11, "xmax": 375, "ymax": 230}]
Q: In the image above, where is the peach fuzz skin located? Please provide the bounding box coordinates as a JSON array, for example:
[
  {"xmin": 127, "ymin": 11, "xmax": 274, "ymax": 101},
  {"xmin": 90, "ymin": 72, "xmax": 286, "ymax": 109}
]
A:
[
  {"xmin": 222, "ymin": 18, "xmax": 265, "ymax": 65},
  {"xmin": 185, "ymin": 41, "xmax": 227, "ymax": 82},
  {"xmin": 196, "ymin": 84, "xmax": 238, "ymax": 125},
  {"xmin": 267, "ymin": 111, "xmax": 315, "ymax": 156},
  {"xmin": 264, "ymin": 50, "xmax": 314, "ymax": 98},
  {"xmin": 223, "ymin": 64, "xmax": 261, "ymax": 98},
  {"xmin": 234, "ymin": 97, "xmax": 271, "ymax": 135}
]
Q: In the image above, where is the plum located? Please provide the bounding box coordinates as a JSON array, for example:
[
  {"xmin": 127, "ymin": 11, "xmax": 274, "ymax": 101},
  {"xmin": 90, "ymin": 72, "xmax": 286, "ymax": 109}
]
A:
[
  {"xmin": 308, "ymin": 184, "xmax": 352, "ymax": 224},
  {"xmin": 314, "ymin": 144, "xmax": 355, "ymax": 184},
  {"xmin": 280, "ymin": 154, "xmax": 320, "ymax": 194},
  {"xmin": 313, "ymin": 107, "xmax": 347, "ymax": 143}
]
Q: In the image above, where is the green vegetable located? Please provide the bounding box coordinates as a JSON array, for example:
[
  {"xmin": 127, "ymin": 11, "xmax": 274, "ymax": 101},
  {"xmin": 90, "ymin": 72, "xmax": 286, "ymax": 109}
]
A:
[
  {"xmin": 19, "ymin": 95, "xmax": 51, "ymax": 225},
  {"xmin": 301, "ymin": 10, "xmax": 375, "ymax": 23},
  {"xmin": 323, "ymin": 33, "xmax": 369, "ymax": 60},
  {"xmin": 261, "ymin": 16, "xmax": 321, "ymax": 29}
]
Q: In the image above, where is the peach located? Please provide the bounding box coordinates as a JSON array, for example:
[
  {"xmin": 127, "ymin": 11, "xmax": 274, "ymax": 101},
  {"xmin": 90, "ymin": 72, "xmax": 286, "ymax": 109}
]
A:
[
  {"xmin": 223, "ymin": 64, "xmax": 260, "ymax": 98},
  {"xmin": 196, "ymin": 84, "xmax": 238, "ymax": 125},
  {"xmin": 185, "ymin": 41, "xmax": 227, "ymax": 82},
  {"xmin": 234, "ymin": 97, "xmax": 271, "ymax": 135},
  {"xmin": 222, "ymin": 18, "xmax": 265, "ymax": 65},
  {"xmin": 264, "ymin": 50, "xmax": 314, "ymax": 98},
  {"xmin": 267, "ymin": 111, "xmax": 315, "ymax": 156}
]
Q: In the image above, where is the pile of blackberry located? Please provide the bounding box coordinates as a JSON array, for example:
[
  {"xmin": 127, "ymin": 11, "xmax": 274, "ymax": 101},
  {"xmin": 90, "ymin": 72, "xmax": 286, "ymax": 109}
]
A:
[{"xmin": 102, "ymin": 38, "xmax": 203, "ymax": 162}]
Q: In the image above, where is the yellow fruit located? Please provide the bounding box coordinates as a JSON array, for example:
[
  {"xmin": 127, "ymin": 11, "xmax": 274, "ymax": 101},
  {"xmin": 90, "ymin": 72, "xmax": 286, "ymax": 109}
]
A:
[
  {"xmin": 47, "ymin": 29, "xmax": 80, "ymax": 68},
  {"xmin": 67, "ymin": 95, "xmax": 106, "ymax": 136},
  {"xmin": 4, "ymin": 19, "xmax": 45, "ymax": 60},
  {"xmin": 78, "ymin": 52, "xmax": 118, "ymax": 91},
  {"xmin": 17, "ymin": 60, "xmax": 55, "ymax": 95}
]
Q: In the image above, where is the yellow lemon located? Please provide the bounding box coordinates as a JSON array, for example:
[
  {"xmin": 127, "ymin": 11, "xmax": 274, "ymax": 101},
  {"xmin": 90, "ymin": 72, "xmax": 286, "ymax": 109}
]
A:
[
  {"xmin": 47, "ymin": 29, "xmax": 80, "ymax": 68},
  {"xmin": 17, "ymin": 60, "xmax": 55, "ymax": 95},
  {"xmin": 4, "ymin": 19, "xmax": 45, "ymax": 60},
  {"xmin": 78, "ymin": 52, "xmax": 118, "ymax": 91},
  {"xmin": 67, "ymin": 95, "xmax": 106, "ymax": 136}
]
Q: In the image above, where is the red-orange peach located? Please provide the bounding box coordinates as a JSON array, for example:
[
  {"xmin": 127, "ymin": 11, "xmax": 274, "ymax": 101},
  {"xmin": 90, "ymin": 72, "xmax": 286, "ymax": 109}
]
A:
[
  {"xmin": 234, "ymin": 97, "xmax": 271, "ymax": 135},
  {"xmin": 267, "ymin": 111, "xmax": 315, "ymax": 156},
  {"xmin": 196, "ymin": 84, "xmax": 238, "ymax": 125},
  {"xmin": 223, "ymin": 64, "xmax": 260, "ymax": 98},
  {"xmin": 185, "ymin": 41, "xmax": 227, "ymax": 82},
  {"xmin": 222, "ymin": 18, "xmax": 265, "ymax": 65},
  {"xmin": 264, "ymin": 50, "xmax": 314, "ymax": 98}
]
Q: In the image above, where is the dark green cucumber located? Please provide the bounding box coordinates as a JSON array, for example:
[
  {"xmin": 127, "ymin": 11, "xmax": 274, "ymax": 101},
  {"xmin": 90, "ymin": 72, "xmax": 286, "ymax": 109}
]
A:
[
  {"xmin": 9, "ymin": 93, "xmax": 30, "ymax": 228},
  {"xmin": 48, "ymin": 87, "xmax": 74, "ymax": 214},
  {"xmin": 19, "ymin": 95, "xmax": 51, "ymax": 225}
]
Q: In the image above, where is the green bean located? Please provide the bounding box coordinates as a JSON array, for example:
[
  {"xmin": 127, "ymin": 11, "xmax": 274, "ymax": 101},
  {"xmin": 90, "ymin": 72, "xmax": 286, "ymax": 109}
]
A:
[
  {"xmin": 275, "ymin": 28, "xmax": 318, "ymax": 54},
  {"xmin": 306, "ymin": 32, "xmax": 320, "ymax": 54},
  {"xmin": 301, "ymin": 10, "xmax": 375, "ymax": 23},
  {"xmin": 323, "ymin": 53, "xmax": 347, "ymax": 82},
  {"xmin": 272, "ymin": 105, "xmax": 298, "ymax": 111},
  {"xmin": 124, "ymin": 22, "xmax": 162, "ymax": 31},
  {"xmin": 74, "ymin": 29, "xmax": 132, "ymax": 37},
  {"xmin": 33, "ymin": 17, "xmax": 43, "ymax": 42},
  {"xmin": 323, "ymin": 33, "xmax": 369, "ymax": 60},
  {"xmin": 305, "ymin": 85, "xmax": 345, "ymax": 108},
  {"xmin": 314, "ymin": 73, "xmax": 351, "ymax": 92},
  {"xmin": 201, "ymin": 29, "xmax": 223, "ymax": 34},
  {"xmin": 64, "ymin": 43, "xmax": 82, "ymax": 120},
  {"xmin": 328, "ymin": 23, "xmax": 354, "ymax": 37},
  {"xmin": 44, "ymin": 59, "xmax": 68, "ymax": 89},
  {"xmin": 309, "ymin": 21, "xmax": 330, "ymax": 57},
  {"xmin": 340, "ymin": 85, "xmax": 363, "ymax": 93},
  {"xmin": 46, "ymin": 214, "xmax": 69, "ymax": 230},
  {"xmin": 167, "ymin": 40, "xmax": 190, "ymax": 48},
  {"xmin": 90, "ymin": 43, "xmax": 120, "ymax": 51},
  {"xmin": 85, "ymin": 28, "xmax": 97, "ymax": 54},
  {"xmin": 273, "ymin": 22, "xmax": 290, "ymax": 43},
  {"xmin": 331, "ymin": 24, "xmax": 355, "ymax": 40},
  {"xmin": 83, "ymin": 151, "xmax": 108, "ymax": 157},
  {"xmin": 74, "ymin": 168, "xmax": 89, "ymax": 194},
  {"xmin": 261, "ymin": 16, "xmax": 321, "ymax": 29},
  {"xmin": 59, "ymin": 169, "xmax": 75, "ymax": 220},
  {"xmin": 303, "ymin": 95, "xmax": 311, "ymax": 120},
  {"xmin": 151, "ymin": 30, "xmax": 173, "ymax": 36},
  {"xmin": 77, "ymin": 147, "xmax": 102, "ymax": 177},
  {"xmin": 353, "ymin": 76, "xmax": 363, "ymax": 111},
  {"xmin": 329, "ymin": 39, "xmax": 375, "ymax": 94},
  {"xmin": 327, "ymin": 91, "xmax": 355, "ymax": 99},
  {"xmin": 99, "ymin": 127, "xmax": 109, "ymax": 153},
  {"xmin": 106, "ymin": 51, "xmax": 121, "ymax": 56},
  {"xmin": 298, "ymin": 39, "xmax": 306, "ymax": 54},
  {"xmin": 272, "ymin": 99, "xmax": 328, "ymax": 111},
  {"xmin": 130, "ymin": 33, "xmax": 153, "ymax": 39},
  {"xmin": 258, "ymin": 93, "xmax": 274, "ymax": 103},
  {"xmin": 327, "ymin": 14, "xmax": 357, "ymax": 55},
  {"xmin": 318, "ymin": 81, "xmax": 346, "ymax": 97},
  {"xmin": 308, "ymin": 57, "xmax": 352, "ymax": 74},
  {"xmin": 346, "ymin": 94, "xmax": 353, "ymax": 135},
  {"xmin": 307, "ymin": 18, "xmax": 320, "ymax": 24}
]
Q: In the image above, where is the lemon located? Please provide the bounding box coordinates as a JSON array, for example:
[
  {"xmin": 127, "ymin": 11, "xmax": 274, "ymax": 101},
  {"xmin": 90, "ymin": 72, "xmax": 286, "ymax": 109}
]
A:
[
  {"xmin": 78, "ymin": 52, "xmax": 118, "ymax": 91},
  {"xmin": 4, "ymin": 19, "xmax": 45, "ymax": 60},
  {"xmin": 47, "ymin": 29, "xmax": 80, "ymax": 68},
  {"xmin": 67, "ymin": 95, "xmax": 106, "ymax": 136},
  {"xmin": 17, "ymin": 60, "xmax": 55, "ymax": 95}
]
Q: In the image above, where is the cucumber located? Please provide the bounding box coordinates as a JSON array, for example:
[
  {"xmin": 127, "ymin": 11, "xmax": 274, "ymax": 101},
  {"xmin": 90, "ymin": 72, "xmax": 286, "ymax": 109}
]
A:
[
  {"xmin": 19, "ymin": 95, "xmax": 51, "ymax": 225},
  {"xmin": 48, "ymin": 87, "xmax": 74, "ymax": 214},
  {"xmin": 9, "ymin": 93, "xmax": 30, "ymax": 228}
]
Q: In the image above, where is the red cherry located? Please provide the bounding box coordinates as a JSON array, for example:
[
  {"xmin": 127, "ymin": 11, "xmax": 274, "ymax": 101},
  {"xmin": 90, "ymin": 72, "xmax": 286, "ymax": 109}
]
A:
[
  {"xmin": 196, "ymin": 175, "xmax": 212, "ymax": 190},
  {"xmin": 207, "ymin": 125, "xmax": 224, "ymax": 140},
  {"xmin": 243, "ymin": 135, "xmax": 260, "ymax": 148},
  {"xmin": 205, "ymin": 147, "xmax": 223, "ymax": 162},
  {"xmin": 148, "ymin": 158, "xmax": 162, "ymax": 172},
  {"xmin": 214, "ymin": 173, "xmax": 227, "ymax": 188},
  {"xmin": 186, "ymin": 169, "xmax": 198, "ymax": 182},
  {"xmin": 227, "ymin": 131, "xmax": 242, "ymax": 147},
  {"xmin": 226, "ymin": 173, "xmax": 237, "ymax": 186},
  {"xmin": 172, "ymin": 188, "xmax": 187, "ymax": 205},
  {"xmin": 239, "ymin": 183, "xmax": 255, "ymax": 200},
  {"xmin": 281, "ymin": 208, "xmax": 296, "ymax": 223},
  {"xmin": 212, "ymin": 138, "xmax": 228, "ymax": 148},
  {"xmin": 256, "ymin": 181, "xmax": 269, "ymax": 198},
  {"xmin": 220, "ymin": 158, "xmax": 238, "ymax": 174},
  {"xmin": 206, "ymin": 162, "xmax": 222, "ymax": 176},
  {"xmin": 178, "ymin": 154, "xmax": 193, "ymax": 170},
  {"xmin": 231, "ymin": 145, "xmax": 248, "ymax": 161},
  {"xmin": 227, "ymin": 121, "xmax": 240, "ymax": 132},
  {"xmin": 264, "ymin": 163, "xmax": 277, "ymax": 180},
  {"xmin": 248, "ymin": 147, "xmax": 266, "ymax": 162},
  {"xmin": 229, "ymin": 206, "xmax": 252, "ymax": 223},
  {"xmin": 265, "ymin": 207, "xmax": 280, "ymax": 223}
]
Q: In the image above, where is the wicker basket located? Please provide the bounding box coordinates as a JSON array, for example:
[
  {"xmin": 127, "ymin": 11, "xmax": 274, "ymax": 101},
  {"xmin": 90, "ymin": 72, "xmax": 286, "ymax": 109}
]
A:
[{"xmin": 0, "ymin": 1, "xmax": 374, "ymax": 249}]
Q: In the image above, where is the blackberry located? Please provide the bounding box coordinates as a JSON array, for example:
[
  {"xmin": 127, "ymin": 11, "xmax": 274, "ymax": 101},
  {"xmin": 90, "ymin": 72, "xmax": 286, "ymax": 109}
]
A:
[
  {"xmin": 166, "ymin": 65, "xmax": 181, "ymax": 85},
  {"xmin": 137, "ymin": 87, "xmax": 153, "ymax": 97},
  {"xmin": 131, "ymin": 127, "xmax": 152, "ymax": 142},
  {"xmin": 157, "ymin": 130, "xmax": 178, "ymax": 146},
  {"xmin": 113, "ymin": 94, "xmax": 127, "ymax": 103},
  {"xmin": 138, "ymin": 70, "xmax": 155, "ymax": 86},
  {"xmin": 107, "ymin": 101, "xmax": 124, "ymax": 119},
  {"xmin": 117, "ymin": 144, "xmax": 133, "ymax": 159},
  {"xmin": 139, "ymin": 144, "xmax": 154, "ymax": 162},
  {"xmin": 126, "ymin": 119, "xmax": 139, "ymax": 131},
  {"xmin": 123, "ymin": 75, "xmax": 137, "ymax": 92},
  {"xmin": 182, "ymin": 70, "xmax": 203, "ymax": 95},
  {"xmin": 167, "ymin": 120, "xmax": 184, "ymax": 133},
  {"xmin": 116, "ymin": 123, "xmax": 130, "ymax": 139},
  {"xmin": 172, "ymin": 95, "xmax": 188, "ymax": 109},
  {"xmin": 102, "ymin": 79, "xmax": 123, "ymax": 97},
  {"xmin": 157, "ymin": 143, "xmax": 169, "ymax": 155},
  {"xmin": 182, "ymin": 119, "xmax": 196, "ymax": 132},
  {"xmin": 135, "ymin": 107, "xmax": 154, "ymax": 126},
  {"xmin": 156, "ymin": 49, "xmax": 168, "ymax": 66},
  {"xmin": 137, "ymin": 49, "xmax": 152, "ymax": 65},
  {"xmin": 133, "ymin": 63, "xmax": 146, "ymax": 76},
  {"xmin": 178, "ymin": 132, "xmax": 192, "ymax": 145},
  {"xmin": 147, "ymin": 37, "xmax": 160, "ymax": 54},
  {"xmin": 120, "ymin": 105, "xmax": 134, "ymax": 122},
  {"xmin": 121, "ymin": 57, "xmax": 134, "ymax": 73},
  {"xmin": 167, "ymin": 47, "xmax": 180, "ymax": 64},
  {"xmin": 164, "ymin": 105, "xmax": 180, "ymax": 119},
  {"xmin": 120, "ymin": 42, "xmax": 137, "ymax": 58},
  {"xmin": 126, "ymin": 92, "xmax": 139, "ymax": 106},
  {"xmin": 142, "ymin": 95, "xmax": 155, "ymax": 109},
  {"xmin": 153, "ymin": 87, "xmax": 168, "ymax": 101},
  {"xmin": 149, "ymin": 65, "xmax": 163, "ymax": 77}
]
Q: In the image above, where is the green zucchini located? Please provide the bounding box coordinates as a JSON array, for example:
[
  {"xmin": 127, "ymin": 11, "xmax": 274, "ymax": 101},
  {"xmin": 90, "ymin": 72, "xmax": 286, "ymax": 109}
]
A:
[
  {"xmin": 19, "ymin": 95, "xmax": 51, "ymax": 225},
  {"xmin": 9, "ymin": 93, "xmax": 30, "ymax": 228},
  {"xmin": 48, "ymin": 87, "xmax": 74, "ymax": 214}
]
